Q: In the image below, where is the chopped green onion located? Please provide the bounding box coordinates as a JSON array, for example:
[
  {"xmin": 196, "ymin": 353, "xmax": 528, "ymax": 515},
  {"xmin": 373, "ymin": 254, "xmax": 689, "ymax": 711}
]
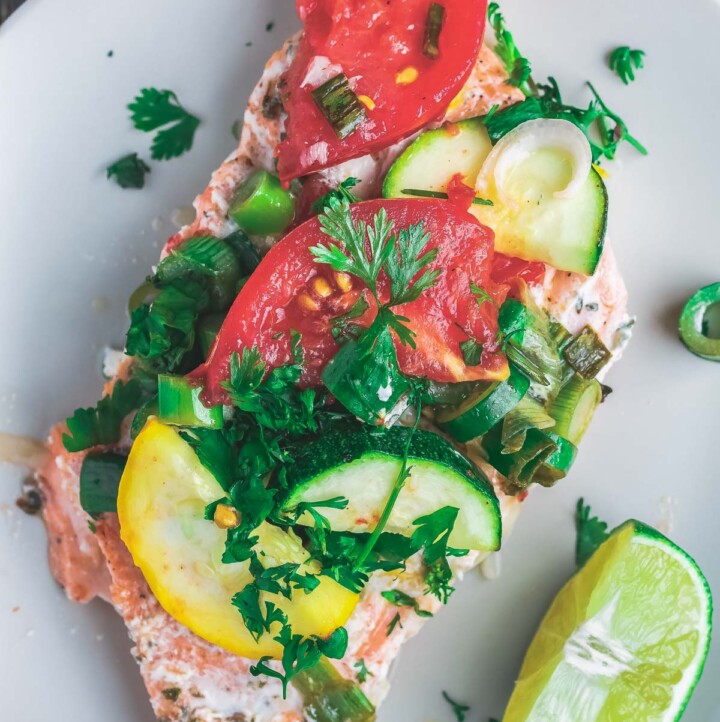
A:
[
  {"xmin": 548, "ymin": 320, "xmax": 573, "ymax": 352},
  {"xmin": 229, "ymin": 170, "xmax": 295, "ymax": 236},
  {"xmin": 423, "ymin": 2, "xmax": 446, "ymax": 60},
  {"xmin": 679, "ymin": 282, "xmax": 720, "ymax": 362},
  {"xmin": 158, "ymin": 374, "xmax": 223, "ymax": 428},
  {"xmin": 292, "ymin": 657, "xmax": 376, "ymax": 722},
  {"xmin": 548, "ymin": 376, "xmax": 602, "ymax": 444},
  {"xmin": 312, "ymin": 74, "xmax": 366, "ymax": 140},
  {"xmin": 79, "ymin": 452, "xmax": 126, "ymax": 515},
  {"xmin": 562, "ymin": 326, "xmax": 612, "ymax": 379},
  {"xmin": 400, "ymin": 188, "xmax": 494, "ymax": 206}
]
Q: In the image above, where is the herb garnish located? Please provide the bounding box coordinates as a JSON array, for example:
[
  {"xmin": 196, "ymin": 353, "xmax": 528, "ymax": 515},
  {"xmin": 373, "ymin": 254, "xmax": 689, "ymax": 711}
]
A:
[
  {"xmin": 442, "ymin": 690, "xmax": 470, "ymax": 722},
  {"xmin": 486, "ymin": 4, "xmax": 646, "ymax": 163},
  {"xmin": 575, "ymin": 498, "xmax": 609, "ymax": 566},
  {"xmin": 609, "ymin": 46, "xmax": 646, "ymax": 85},
  {"xmin": 386, "ymin": 612, "xmax": 403, "ymax": 636},
  {"xmin": 312, "ymin": 177, "xmax": 361, "ymax": 215},
  {"xmin": 106, "ymin": 153, "xmax": 151, "ymax": 189},
  {"xmin": 128, "ymin": 88, "xmax": 201, "ymax": 160},
  {"xmin": 381, "ymin": 589, "xmax": 433, "ymax": 618},
  {"xmin": 354, "ymin": 659, "xmax": 373, "ymax": 684}
]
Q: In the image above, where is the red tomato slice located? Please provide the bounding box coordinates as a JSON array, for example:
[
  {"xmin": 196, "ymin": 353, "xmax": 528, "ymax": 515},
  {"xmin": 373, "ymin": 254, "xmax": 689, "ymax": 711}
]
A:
[
  {"xmin": 276, "ymin": 0, "xmax": 488, "ymax": 182},
  {"xmin": 190, "ymin": 199, "xmax": 509, "ymax": 406}
]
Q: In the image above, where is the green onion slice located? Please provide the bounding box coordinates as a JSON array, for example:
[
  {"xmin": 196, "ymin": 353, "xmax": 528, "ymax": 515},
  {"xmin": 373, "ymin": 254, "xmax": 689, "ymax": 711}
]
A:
[
  {"xmin": 548, "ymin": 375, "xmax": 602, "ymax": 444},
  {"xmin": 292, "ymin": 657, "xmax": 376, "ymax": 722},
  {"xmin": 679, "ymin": 282, "xmax": 720, "ymax": 362},
  {"xmin": 79, "ymin": 452, "xmax": 127, "ymax": 515},
  {"xmin": 312, "ymin": 73, "xmax": 366, "ymax": 140},
  {"xmin": 562, "ymin": 325, "xmax": 612, "ymax": 379},
  {"xmin": 423, "ymin": 3, "xmax": 446, "ymax": 60},
  {"xmin": 229, "ymin": 170, "xmax": 295, "ymax": 236},
  {"xmin": 158, "ymin": 374, "xmax": 223, "ymax": 429}
]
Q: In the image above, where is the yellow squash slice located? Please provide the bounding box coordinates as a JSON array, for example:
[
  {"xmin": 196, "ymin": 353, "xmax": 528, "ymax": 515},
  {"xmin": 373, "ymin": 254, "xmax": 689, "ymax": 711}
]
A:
[{"xmin": 117, "ymin": 419, "xmax": 358, "ymax": 659}]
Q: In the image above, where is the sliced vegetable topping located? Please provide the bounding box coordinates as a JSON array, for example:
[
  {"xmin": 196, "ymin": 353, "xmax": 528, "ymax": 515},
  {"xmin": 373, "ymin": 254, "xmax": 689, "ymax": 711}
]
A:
[
  {"xmin": 277, "ymin": 0, "xmax": 488, "ymax": 181},
  {"xmin": 562, "ymin": 325, "xmax": 612, "ymax": 379},
  {"xmin": 158, "ymin": 374, "xmax": 223, "ymax": 428},
  {"xmin": 117, "ymin": 419, "xmax": 358, "ymax": 659},
  {"xmin": 229, "ymin": 170, "xmax": 295, "ymax": 236},
  {"xmin": 79, "ymin": 452, "xmax": 127, "ymax": 514},
  {"xmin": 190, "ymin": 199, "xmax": 509, "ymax": 406},
  {"xmin": 312, "ymin": 74, "xmax": 367, "ymax": 140},
  {"xmin": 679, "ymin": 283, "xmax": 720, "ymax": 362},
  {"xmin": 281, "ymin": 426, "xmax": 501, "ymax": 552},
  {"xmin": 548, "ymin": 376, "xmax": 602, "ymax": 444}
]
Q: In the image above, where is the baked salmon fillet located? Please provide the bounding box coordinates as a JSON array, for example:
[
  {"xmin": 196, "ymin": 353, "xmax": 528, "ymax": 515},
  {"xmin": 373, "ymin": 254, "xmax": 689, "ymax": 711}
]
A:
[{"xmin": 32, "ymin": 3, "xmax": 633, "ymax": 721}]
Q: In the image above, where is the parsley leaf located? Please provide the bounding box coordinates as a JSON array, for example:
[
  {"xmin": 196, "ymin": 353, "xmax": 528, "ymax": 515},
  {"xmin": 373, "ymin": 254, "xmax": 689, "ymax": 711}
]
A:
[
  {"xmin": 331, "ymin": 294, "xmax": 370, "ymax": 345},
  {"xmin": 312, "ymin": 177, "xmax": 361, "ymax": 214},
  {"xmin": 381, "ymin": 589, "xmax": 433, "ymax": 618},
  {"xmin": 106, "ymin": 153, "xmax": 150, "ymax": 189},
  {"xmin": 443, "ymin": 691, "xmax": 470, "ymax": 722},
  {"xmin": 488, "ymin": 2, "xmax": 532, "ymax": 94},
  {"xmin": 411, "ymin": 506, "xmax": 468, "ymax": 603},
  {"xmin": 471, "ymin": 281, "xmax": 498, "ymax": 309},
  {"xmin": 609, "ymin": 46, "xmax": 646, "ymax": 85},
  {"xmin": 128, "ymin": 87, "xmax": 201, "ymax": 160},
  {"xmin": 460, "ymin": 338, "xmax": 484, "ymax": 366},
  {"xmin": 385, "ymin": 224, "xmax": 440, "ymax": 306},
  {"xmin": 386, "ymin": 612, "xmax": 403, "ymax": 636},
  {"xmin": 63, "ymin": 379, "xmax": 143, "ymax": 452},
  {"xmin": 575, "ymin": 498, "xmax": 609, "ymax": 566},
  {"xmin": 354, "ymin": 659, "xmax": 373, "ymax": 684}
]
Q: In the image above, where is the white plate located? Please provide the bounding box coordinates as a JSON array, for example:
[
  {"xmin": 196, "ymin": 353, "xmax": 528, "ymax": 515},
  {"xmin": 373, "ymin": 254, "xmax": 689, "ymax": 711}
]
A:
[{"xmin": 1, "ymin": 0, "xmax": 719, "ymax": 720}]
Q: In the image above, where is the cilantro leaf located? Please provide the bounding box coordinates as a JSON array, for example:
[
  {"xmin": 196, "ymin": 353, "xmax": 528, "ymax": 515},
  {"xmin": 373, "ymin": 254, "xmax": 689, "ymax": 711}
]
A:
[
  {"xmin": 609, "ymin": 46, "xmax": 645, "ymax": 85},
  {"xmin": 316, "ymin": 626, "xmax": 349, "ymax": 659},
  {"xmin": 312, "ymin": 177, "xmax": 361, "ymax": 214},
  {"xmin": 354, "ymin": 659, "xmax": 373, "ymax": 684},
  {"xmin": 575, "ymin": 498, "xmax": 609, "ymax": 566},
  {"xmin": 63, "ymin": 379, "xmax": 143, "ymax": 452},
  {"xmin": 471, "ymin": 281, "xmax": 498, "ymax": 309},
  {"xmin": 128, "ymin": 88, "xmax": 201, "ymax": 160},
  {"xmin": 443, "ymin": 691, "xmax": 470, "ymax": 722},
  {"xmin": 381, "ymin": 589, "xmax": 433, "ymax": 618},
  {"xmin": 106, "ymin": 153, "xmax": 150, "ymax": 189}
]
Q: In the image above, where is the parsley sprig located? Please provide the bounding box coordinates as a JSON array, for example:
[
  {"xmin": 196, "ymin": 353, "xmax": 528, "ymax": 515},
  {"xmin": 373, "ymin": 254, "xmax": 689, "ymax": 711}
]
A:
[
  {"xmin": 575, "ymin": 498, "xmax": 610, "ymax": 566},
  {"xmin": 311, "ymin": 197, "xmax": 440, "ymax": 348},
  {"xmin": 486, "ymin": 3, "xmax": 647, "ymax": 163},
  {"xmin": 443, "ymin": 691, "xmax": 471, "ymax": 722},
  {"xmin": 609, "ymin": 46, "xmax": 646, "ymax": 85},
  {"xmin": 128, "ymin": 87, "xmax": 201, "ymax": 160},
  {"xmin": 106, "ymin": 153, "xmax": 150, "ymax": 189}
]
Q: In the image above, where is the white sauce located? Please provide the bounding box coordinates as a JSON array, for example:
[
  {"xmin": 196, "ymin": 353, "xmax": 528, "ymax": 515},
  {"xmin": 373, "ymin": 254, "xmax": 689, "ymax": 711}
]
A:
[{"xmin": 301, "ymin": 55, "xmax": 344, "ymax": 88}]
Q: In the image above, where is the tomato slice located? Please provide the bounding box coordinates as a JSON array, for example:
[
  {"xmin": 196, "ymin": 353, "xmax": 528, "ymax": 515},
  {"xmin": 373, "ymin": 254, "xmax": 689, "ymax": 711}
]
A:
[
  {"xmin": 277, "ymin": 0, "xmax": 488, "ymax": 182},
  {"xmin": 190, "ymin": 199, "xmax": 510, "ymax": 406}
]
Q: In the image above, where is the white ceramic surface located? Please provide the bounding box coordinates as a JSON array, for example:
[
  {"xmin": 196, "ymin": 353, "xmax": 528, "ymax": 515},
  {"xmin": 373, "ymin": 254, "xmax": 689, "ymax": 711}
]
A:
[{"xmin": 1, "ymin": 0, "xmax": 719, "ymax": 720}]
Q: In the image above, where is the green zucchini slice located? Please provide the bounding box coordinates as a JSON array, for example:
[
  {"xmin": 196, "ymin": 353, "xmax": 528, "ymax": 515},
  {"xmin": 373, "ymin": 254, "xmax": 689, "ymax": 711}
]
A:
[
  {"xmin": 282, "ymin": 426, "xmax": 501, "ymax": 552},
  {"xmin": 382, "ymin": 117, "xmax": 493, "ymax": 200},
  {"xmin": 679, "ymin": 282, "xmax": 720, "ymax": 362},
  {"xmin": 435, "ymin": 366, "xmax": 530, "ymax": 443}
]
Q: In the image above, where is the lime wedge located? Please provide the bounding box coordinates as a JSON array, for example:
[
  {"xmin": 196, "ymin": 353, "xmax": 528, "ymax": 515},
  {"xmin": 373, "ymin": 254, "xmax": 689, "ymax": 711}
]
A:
[{"xmin": 503, "ymin": 521, "xmax": 712, "ymax": 721}]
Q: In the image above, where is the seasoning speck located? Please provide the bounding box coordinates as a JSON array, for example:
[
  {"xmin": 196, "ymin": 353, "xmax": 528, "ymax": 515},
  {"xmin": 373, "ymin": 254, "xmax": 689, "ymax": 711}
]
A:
[
  {"xmin": 245, "ymin": 41, "xmax": 253, "ymax": 47},
  {"xmin": 266, "ymin": 21, "xmax": 275, "ymax": 32},
  {"xmin": 162, "ymin": 688, "xmax": 181, "ymax": 702},
  {"xmin": 107, "ymin": 50, "xmax": 114, "ymax": 58}
]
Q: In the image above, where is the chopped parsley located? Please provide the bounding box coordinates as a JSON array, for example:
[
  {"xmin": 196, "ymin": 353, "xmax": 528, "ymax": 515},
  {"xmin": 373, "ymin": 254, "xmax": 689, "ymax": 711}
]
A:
[
  {"xmin": 609, "ymin": 46, "xmax": 646, "ymax": 85},
  {"xmin": 381, "ymin": 589, "xmax": 433, "ymax": 618},
  {"xmin": 442, "ymin": 691, "xmax": 470, "ymax": 722},
  {"xmin": 575, "ymin": 498, "xmax": 610, "ymax": 566},
  {"xmin": 106, "ymin": 153, "xmax": 150, "ymax": 189},
  {"xmin": 353, "ymin": 659, "xmax": 373, "ymax": 684},
  {"xmin": 63, "ymin": 379, "xmax": 143, "ymax": 452},
  {"xmin": 312, "ymin": 177, "xmax": 361, "ymax": 214},
  {"xmin": 128, "ymin": 87, "xmax": 201, "ymax": 160},
  {"xmin": 460, "ymin": 339, "xmax": 484, "ymax": 366},
  {"xmin": 386, "ymin": 612, "xmax": 403, "ymax": 636},
  {"xmin": 485, "ymin": 3, "xmax": 646, "ymax": 163}
]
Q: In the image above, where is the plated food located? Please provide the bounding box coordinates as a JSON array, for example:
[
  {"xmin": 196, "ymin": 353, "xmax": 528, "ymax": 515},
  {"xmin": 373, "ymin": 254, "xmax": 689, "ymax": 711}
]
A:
[{"xmin": 18, "ymin": 1, "xmax": 712, "ymax": 721}]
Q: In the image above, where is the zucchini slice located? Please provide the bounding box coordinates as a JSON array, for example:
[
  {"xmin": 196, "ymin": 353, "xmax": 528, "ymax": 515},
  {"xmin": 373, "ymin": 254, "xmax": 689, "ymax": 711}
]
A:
[
  {"xmin": 382, "ymin": 116, "xmax": 608, "ymax": 276},
  {"xmin": 282, "ymin": 426, "xmax": 501, "ymax": 552},
  {"xmin": 382, "ymin": 117, "xmax": 493, "ymax": 200},
  {"xmin": 435, "ymin": 366, "xmax": 530, "ymax": 443}
]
